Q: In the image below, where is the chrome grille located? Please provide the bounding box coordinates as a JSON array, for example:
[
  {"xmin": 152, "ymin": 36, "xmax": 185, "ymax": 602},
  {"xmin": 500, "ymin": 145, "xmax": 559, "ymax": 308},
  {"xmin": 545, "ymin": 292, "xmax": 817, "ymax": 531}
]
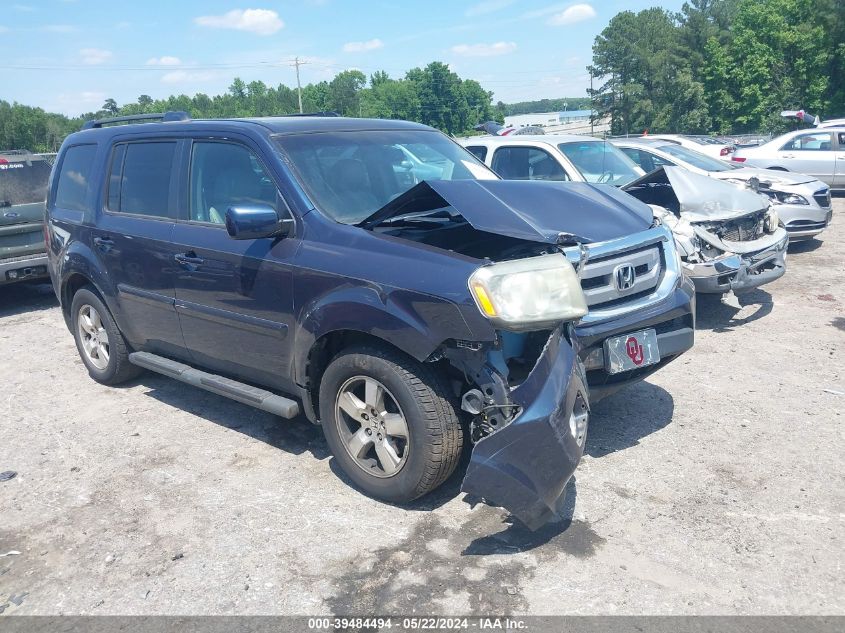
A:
[
  {"xmin": 570, "ymin": 244, "xmax": 663, "ymax": 309},
  {"xmin": 813, "ymin": 188, "xmax": 831, "ymax": 209}
]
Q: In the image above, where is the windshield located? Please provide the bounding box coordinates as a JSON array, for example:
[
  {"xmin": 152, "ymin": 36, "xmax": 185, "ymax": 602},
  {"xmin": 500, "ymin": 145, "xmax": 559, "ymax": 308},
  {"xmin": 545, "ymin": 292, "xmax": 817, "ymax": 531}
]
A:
[
  {"xmin": 659, "ymin": 143, "xmax": 737, "ymax": 172},
  {"xmin": 557, "ymin": 141, "xmax": 643, "ymax": 186},
  {"xmin": 274, "ymin": 130, "xmax": 496, "ymax": 224}
]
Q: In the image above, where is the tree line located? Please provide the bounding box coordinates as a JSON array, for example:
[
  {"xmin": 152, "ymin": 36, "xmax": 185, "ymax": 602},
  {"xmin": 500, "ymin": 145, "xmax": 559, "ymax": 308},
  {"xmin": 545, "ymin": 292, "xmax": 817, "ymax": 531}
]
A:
[
  {"xmin": 0, "ymin": 62, "xmax": 506, "ymax": 152},
  {"xmin": 589, "ymin": 0, "xmax": 845, "ymax": 135}
]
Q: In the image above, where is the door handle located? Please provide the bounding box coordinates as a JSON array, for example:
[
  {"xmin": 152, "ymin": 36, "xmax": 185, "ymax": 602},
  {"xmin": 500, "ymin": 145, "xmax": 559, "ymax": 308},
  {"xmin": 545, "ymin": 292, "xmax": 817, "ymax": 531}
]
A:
[
  {"xmin": 93, "ymin": 236, "xmax": 114, "ymax": 252},
  {"xmin": 175, "ymin": 252, "xmax": 204, "ymax": 267},
  {"xmin": 781, "ymin": 154, "xmax": 795, "ymax": 159}
]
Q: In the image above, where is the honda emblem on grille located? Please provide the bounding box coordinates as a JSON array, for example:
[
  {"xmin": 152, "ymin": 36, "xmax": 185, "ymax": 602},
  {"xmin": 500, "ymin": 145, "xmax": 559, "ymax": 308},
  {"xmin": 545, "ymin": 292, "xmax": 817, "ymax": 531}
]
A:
[{"xmin": 614, "ymin": 263, "xmax": 636, "ymax": 291}]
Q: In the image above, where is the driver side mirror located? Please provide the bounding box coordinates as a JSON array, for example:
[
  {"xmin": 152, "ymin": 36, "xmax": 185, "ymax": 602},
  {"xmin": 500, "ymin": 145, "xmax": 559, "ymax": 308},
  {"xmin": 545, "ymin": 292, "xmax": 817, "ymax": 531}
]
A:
[{"xmin": 225, "ymin": 205, "xmax": 294, "ymax": 240}]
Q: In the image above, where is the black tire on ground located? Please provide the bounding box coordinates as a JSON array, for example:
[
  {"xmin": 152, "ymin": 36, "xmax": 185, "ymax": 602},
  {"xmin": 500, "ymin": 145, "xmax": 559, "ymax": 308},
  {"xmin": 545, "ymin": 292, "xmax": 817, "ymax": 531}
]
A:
[
  {"xmin": 319, "ymin": 344, "xmax": 463, "ymax": 503},
  {"xmin": 70, "ymin": 286, "xmax": 142, "ymax": 385}
]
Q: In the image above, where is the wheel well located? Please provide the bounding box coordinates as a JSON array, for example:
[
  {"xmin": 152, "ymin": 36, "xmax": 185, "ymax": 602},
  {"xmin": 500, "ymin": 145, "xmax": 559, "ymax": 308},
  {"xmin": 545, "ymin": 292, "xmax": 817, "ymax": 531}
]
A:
[
  {"xmin": 305, "ymin": 330, "xmax": 420, "ymax": 420},
  {"xmin": 62, "ymin": 273, "xmax": 94, "ymax": 320}
]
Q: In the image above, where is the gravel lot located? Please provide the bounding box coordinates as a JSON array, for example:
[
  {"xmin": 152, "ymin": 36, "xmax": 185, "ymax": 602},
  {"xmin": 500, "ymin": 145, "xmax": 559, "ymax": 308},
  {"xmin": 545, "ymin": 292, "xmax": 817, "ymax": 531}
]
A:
[{"xmin": 1, "ymin": 199, "xmax": 843, "ymax": 616}]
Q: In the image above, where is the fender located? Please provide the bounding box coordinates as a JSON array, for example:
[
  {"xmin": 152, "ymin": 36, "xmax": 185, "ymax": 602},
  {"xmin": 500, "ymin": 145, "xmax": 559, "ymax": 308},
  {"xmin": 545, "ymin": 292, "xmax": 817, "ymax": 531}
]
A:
[
  {"xmin": 292, "ymin": 282, "xmax": 491, "ymax": 387},
  {"xmin": 58, "ymin": 239, "xmax": 126, "ymax": 332}
]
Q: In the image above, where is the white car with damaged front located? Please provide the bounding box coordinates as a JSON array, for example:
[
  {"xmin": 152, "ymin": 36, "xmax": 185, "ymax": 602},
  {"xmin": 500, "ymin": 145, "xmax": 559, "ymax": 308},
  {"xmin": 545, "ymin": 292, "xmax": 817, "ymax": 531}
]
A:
[{"xmin": 613, "ymin": 137, "xmax": 833, "ymax": 240}]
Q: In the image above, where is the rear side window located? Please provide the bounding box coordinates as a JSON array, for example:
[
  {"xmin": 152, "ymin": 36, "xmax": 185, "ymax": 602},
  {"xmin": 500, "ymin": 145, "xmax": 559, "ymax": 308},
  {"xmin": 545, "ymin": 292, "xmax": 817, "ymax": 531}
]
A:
[
  {"xmin": 108, "ymin": 142, "xmax": 177, "ymax": 218},
  {"xmin": 491, "ymin": 146, "xmax": 569, "ymax": 181},
  {"xmin": 466, "ymin": 146, "xmax": 487, "ymax": 161},
  {"xmin": 55, "ymin": 144, "xmax": 97, "ymax": 211}
]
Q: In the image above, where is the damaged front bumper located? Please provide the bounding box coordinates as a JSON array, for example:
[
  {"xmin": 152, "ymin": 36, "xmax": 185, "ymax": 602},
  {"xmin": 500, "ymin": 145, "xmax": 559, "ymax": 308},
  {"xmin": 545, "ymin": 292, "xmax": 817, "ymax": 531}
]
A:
[
  {"xmin": 685, "ymin": 228, "xmax": 789, "ymax": 294},
  {"xmin": 460, "ymin": 327, "xmax": 589, "ymax": 530}
]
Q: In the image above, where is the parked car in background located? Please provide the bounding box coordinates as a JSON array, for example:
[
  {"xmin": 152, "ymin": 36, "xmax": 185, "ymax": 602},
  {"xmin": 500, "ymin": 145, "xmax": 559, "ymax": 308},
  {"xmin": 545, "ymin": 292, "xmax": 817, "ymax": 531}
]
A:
[
  {"xmin": 0, "ymin": 150, "xmax": 52, "ymax": 286},
  {"xmin": 462, "ymin": 134, "xmax": 788, "ymax": 295},
  {"xmin": 732, "ymin": 127, "xmax": 845, "ymax": 189},
  {"xmin": 645, "ymin": 134, "xmax": 735, "ymax": 160},
  {"xmin": 46, "ymin": 113, "xmax": 691, "ymax": 529},
  {"xmin": 613, "ymin": 137, "xmax": 833, "ymax": 240}
]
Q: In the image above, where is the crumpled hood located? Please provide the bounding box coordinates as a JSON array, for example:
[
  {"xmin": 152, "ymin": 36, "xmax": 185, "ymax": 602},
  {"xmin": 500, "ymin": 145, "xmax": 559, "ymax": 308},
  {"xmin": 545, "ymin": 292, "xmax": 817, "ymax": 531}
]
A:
[
  {"xmin": 360, "ymin": 179, "xmax": 653, "ymax": 244},
  {"xmin": 710, "ymin": 167, "xmax": 817, "ymax": 187},
  {"xmin": 624, "ymin": 166, "xmax": 769, "ymax": 223}
]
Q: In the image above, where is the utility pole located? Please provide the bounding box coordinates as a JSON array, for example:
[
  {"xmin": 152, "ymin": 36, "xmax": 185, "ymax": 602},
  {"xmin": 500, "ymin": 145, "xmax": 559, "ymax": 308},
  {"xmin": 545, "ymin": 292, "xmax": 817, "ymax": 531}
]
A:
[
  {"xmin": 589, "ymin": 70, "xmax": 594, "ymax": 136},
  {"xmin": 291, "ymin": 57, "xmax": 308, "ymax": 113}
]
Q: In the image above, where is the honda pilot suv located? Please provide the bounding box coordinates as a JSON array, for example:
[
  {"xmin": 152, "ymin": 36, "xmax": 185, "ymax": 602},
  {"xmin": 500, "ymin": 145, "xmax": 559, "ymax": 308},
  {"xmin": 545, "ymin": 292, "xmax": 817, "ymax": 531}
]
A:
[{"xmin": 46, "ymin": 113, "xmax": 693, "ymax": 528}]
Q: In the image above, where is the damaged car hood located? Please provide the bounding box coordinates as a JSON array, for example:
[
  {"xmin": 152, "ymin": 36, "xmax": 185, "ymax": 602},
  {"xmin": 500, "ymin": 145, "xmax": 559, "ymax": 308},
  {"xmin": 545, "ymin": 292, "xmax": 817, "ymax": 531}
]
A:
[
  {"xmin": 360, "ymin": 179, "xmax": 654, "ymax": 244},
  {"xmin": 624, "ymin": 166, "xmax": 769, "ymax": 223}
]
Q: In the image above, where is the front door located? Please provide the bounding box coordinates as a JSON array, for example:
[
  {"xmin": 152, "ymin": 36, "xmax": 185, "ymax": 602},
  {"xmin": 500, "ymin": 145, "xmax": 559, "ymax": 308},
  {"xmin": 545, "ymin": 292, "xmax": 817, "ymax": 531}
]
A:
[
  {"xmin": 93, "ymin": 140, "xmax": 187, "ymax": 358},
  {"xmin": 776, "ymin": 131, "xmax": 836, "ymax": 184},
  {"xmin": 172, "ymin": 139, "xmax": 299, "ymax": 391}
]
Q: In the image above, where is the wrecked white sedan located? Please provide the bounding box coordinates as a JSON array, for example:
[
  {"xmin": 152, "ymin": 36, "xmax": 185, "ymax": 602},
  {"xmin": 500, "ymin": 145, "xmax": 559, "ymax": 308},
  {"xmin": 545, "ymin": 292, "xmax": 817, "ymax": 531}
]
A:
[{"xmin": 623, "ymin": 166, "xmax": 788, "ymax": 294}]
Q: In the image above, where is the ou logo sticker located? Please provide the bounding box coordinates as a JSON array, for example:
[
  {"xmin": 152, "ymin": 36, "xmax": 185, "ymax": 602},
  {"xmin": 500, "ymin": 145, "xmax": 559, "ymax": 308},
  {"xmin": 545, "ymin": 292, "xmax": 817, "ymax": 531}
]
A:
[{"xmin": 626, "ymin": 336, "xmax": 644, "ymax": 366}]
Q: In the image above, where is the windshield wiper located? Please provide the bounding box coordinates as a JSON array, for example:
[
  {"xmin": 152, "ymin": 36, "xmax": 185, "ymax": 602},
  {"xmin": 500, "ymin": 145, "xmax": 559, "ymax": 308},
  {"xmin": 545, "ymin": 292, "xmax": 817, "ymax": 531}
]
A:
[{"xmin": 377, "ymin": 209, "xmax": 459, "ymax": 226}]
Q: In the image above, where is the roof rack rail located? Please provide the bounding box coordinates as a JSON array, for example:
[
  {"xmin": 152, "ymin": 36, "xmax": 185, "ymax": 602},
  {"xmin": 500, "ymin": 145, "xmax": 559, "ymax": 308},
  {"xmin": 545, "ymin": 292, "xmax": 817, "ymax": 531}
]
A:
[
  {"xmin": 278, "ymin": 111, "xmax": 340, "ymax": 118},
  {"xmin": 82, "ymin": 111, "xmax": 191, "ymax": 130}
]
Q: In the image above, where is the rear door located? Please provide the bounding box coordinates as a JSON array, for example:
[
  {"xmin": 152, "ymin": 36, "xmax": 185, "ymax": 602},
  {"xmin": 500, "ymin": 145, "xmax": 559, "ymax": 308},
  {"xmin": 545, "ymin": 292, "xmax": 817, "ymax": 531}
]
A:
[
  {"xmin": 93, "ymin": 139, "xmax": 187, "ymax": 358},
  {"xmin": 776, "ymin": 131, "xmax": 836, "ymax": 184},
  {"xmin": 0, "ymin": 156, "xmax": 51, "ymax": 262},
  {"xmin": 172, "ymin": 138, "xmax": 299, "ymax": 391}
]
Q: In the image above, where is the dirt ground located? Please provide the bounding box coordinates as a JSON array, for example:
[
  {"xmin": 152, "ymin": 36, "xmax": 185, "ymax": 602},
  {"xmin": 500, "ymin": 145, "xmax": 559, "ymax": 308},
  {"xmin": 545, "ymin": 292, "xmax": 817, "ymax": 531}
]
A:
[{"xmin": 0, "ymin": 199, "xmax": 843, "ymax": 617}]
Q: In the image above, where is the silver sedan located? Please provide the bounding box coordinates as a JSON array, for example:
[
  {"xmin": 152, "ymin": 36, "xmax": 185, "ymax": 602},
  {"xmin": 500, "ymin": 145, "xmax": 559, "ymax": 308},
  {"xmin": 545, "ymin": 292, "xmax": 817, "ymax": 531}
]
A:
[{"xmin": 731, "ymin": 127, "xmax": 845, "ymax": 189}]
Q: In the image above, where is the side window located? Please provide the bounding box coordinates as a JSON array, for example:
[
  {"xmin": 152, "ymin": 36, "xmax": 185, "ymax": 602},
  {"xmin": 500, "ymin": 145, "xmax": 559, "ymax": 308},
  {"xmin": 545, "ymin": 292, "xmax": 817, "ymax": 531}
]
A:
[
  {"xmin": 189, "ymin": 142, "xmax": 280, "ymax": 224},
  {"xmin": 491, "ymin": 146, "xmax": 569, "ymax": 181},
  {"xmin": 108, "ymin": 142, "xmax": 177, "ymax": 218},
  {"xmin": 466, "ymin": 146, "xmax": 487, "ymax": 162},
  {"xmin": 781, "ymin": 132, "xmax": 833, "ymax": 152},
  {"xmin": 55, "ymin": 144, "xmax": 97, "ymax": 212},
  {"xmin": 838, "ymin": 132, "xmax": 845, "ymax": 146}
]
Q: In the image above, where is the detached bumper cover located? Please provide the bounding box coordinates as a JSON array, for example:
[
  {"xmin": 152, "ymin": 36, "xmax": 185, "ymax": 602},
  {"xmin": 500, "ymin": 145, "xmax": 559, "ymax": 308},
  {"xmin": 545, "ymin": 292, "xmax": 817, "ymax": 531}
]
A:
[
  {"xmin": 461, "ymin": 329, "xmax": 588, "ymax": 530},
  {"xmin": 686, "ymin": 229, "xmax": 788, "ymax": 294}
]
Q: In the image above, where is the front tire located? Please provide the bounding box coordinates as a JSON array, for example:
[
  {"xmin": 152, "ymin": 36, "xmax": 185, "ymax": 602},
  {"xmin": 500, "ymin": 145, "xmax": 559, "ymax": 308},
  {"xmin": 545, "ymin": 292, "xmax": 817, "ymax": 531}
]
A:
[
  {"xmin": 319, "ymin": 345, "xmax": 463, "ymax": 503},
  {"xmin": 70, "ymin": 286, "xmax": 142, "ymax": 385}
]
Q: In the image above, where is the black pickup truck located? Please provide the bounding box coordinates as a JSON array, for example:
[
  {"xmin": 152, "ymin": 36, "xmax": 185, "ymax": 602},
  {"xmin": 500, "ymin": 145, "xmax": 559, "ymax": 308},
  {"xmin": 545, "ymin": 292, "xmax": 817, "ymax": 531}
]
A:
[{"xmin": 0, "ymin": 150, "xmax": 52, "ymax": 286}]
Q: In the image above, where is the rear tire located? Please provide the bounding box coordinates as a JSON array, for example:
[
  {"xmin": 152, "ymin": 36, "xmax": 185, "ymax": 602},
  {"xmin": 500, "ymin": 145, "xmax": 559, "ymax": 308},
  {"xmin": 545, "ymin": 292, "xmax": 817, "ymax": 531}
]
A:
[
  {"xmin": 70, "ymin": 286, "xmax": 142, "ymax": 385},
  {"xmin": 319, "ymin": 344, "xmax": 463, "ymax": 503}
]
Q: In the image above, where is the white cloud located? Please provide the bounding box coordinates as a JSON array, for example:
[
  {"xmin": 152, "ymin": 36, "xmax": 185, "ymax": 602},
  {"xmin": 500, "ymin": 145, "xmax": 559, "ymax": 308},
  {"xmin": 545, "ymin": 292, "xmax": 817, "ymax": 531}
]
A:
[
  {"xmin": 465, "ymin": 0, "xmax": 514, "ymax": 17},
  {"xmin": 451, "ymin": 41, "xmax": 517, "ymax": 57},
  {"xmin": 79, "ymin": 48, "xmax": 113, "ymax": 65},
  {"xmin": 42, "ymin": 24, "xmax": 76, "ymax": 33},
  {"xmin": 548, "ymin": 3, "xmax": 596, "ymax": 26},
  {"xmin": 342, "ymin": 38, "xmax": 384, "ymax": 53},
  {"xmin": 161, "ymin": 70, "xmax": 216, "ymax": 84},
  {"xmin": 146, "ymin": 56, "xmax": 182, "ymax": 66},
  {"xmin": 194, "ymin": 9, "xmax": 284, "ymax": 36}
]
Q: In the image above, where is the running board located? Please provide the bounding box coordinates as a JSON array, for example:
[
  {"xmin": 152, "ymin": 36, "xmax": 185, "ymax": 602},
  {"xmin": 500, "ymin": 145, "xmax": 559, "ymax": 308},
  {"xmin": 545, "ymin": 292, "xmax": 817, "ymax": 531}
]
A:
[{"xmin": 128, "ymin": 352, "xmax": 300, "ymax": 419}]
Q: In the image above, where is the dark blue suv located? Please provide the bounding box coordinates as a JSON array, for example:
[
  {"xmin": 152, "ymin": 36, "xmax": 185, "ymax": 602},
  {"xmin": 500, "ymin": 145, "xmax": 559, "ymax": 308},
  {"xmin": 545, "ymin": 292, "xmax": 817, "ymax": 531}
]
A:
[{"xmin": 46, "ymin": 113, "xmax": 693, "ymax": 528}]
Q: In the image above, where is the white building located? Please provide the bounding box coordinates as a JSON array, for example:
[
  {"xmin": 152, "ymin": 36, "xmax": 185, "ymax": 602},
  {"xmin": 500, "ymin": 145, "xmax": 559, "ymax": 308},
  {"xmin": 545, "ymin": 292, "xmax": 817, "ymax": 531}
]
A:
[{"xmin": 504, "ymin": 110, "xmax": 609, "ymax": 135}]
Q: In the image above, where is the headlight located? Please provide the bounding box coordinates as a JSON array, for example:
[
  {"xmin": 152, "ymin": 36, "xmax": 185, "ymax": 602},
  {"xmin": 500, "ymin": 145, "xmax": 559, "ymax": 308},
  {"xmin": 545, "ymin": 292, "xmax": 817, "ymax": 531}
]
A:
[
  {"xmin": 469, "ymin": 254, "xmax": 588, "ymax": 331},
  {"xmin": 765, "ymin": 208, "xmax": 780, "ymax": 233},
  {"xmin": 768, "ymin": 191, "xmax": 808, "ymax": 205}
]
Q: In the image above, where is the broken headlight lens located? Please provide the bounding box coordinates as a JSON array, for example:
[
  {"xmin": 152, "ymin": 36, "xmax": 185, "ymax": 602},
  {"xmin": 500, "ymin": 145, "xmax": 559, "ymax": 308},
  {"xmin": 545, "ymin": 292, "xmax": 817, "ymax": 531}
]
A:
[
  {"xmin": 765, "ymin": 208, "xmax": 780, "ymax": 232},
  {"xmin": 469, "ymin": 254, "xmax": 588, "ymax": 331}
]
